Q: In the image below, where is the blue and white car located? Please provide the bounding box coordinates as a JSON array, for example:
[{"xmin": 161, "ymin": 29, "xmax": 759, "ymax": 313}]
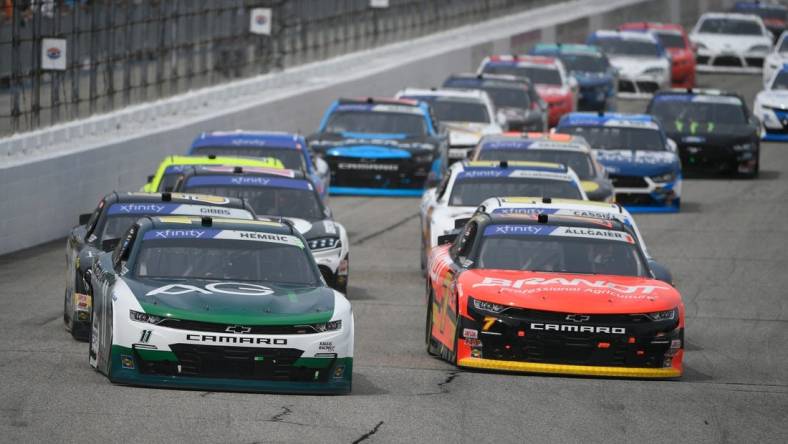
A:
[
  {"xmin": 754, "ymin": 63, "xmax": 788, "ymax": 141},
  {"xmin": 308, "ymin": 98, "xmax": 448, "ymax": 196},
  {"xmin": 530, "ymin": 43, "xmax": 618, "ymax": 111},
  {"xmin": 587, "ymin": 30, "xmax": 671, "ymax": 98},
  {"xmin": 556, "ymin": 112, "xmax": 682, "ymax": 213},
  {"xmin": 189, "ymin": 131, "xmax": 330, "ymax": 201}
]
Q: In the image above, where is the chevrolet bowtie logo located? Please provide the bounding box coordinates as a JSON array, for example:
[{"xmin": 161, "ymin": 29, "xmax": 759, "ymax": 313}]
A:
[
  {"xmin": 565, "ymin": 314, "xmax": 591, "ymax": 323},
  {"xmin": 225, "ymin": 325, "xmax": 252, "ymax": 334}
]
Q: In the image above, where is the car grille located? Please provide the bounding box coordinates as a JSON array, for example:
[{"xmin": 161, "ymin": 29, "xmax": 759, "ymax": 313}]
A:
[
  {"xmin": 713, "ymin": 56, "xmax": 742, "ymax": 67},
  {"xmin": 635, "ymin": 81, "xmax": 659, "ymax": 93},
  {"xmin": 326, "ymin": 156, "xmax": 428, "ymax": 189},
  {"xmin": 745, "ymin": 57, "xmax": 764, "ymax": 67},
  {"xmin": 614, "ymin": 193, "xmax": 658, "ymax": 206},
  {"xmin": 618, "ymin": 79, "xmax": 635, "ymax": 93},
  {"xmin": 468, "ymin": 307, "xmax": 679, "ymax": 368},
  {"xmin": 609, "ymin": 174, "xmax": 648, "ymax": 188},
  {"xmin": 157, "ymin": 318, "xmax": 321, "ymax": 334},
  {"xmin": 137, "ymin": 345, "xmax": 333, "ymax": 382},
  {"xmin": 696, "ymin": 55, "xmax": 710, "ymax": 64}
]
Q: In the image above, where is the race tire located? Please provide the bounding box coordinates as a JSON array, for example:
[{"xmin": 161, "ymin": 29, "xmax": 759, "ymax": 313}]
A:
[
  {"xmin": 451, "ymin": 306, "xmax": 460, "ymax": 366},
  {"xmin": 104, "ymin": 305, "xmax": 114, "ymax": 380},
  {"xmin": 335, "ymin": 254, "xmax": 349, "ymax": 295},
  {"xmin": 63, "ymin": 288, "xmax": 70, "ymax": 326},
  {"xmin": 425, "ymin": 290, "xmax": 439, "ymax": 356},
  {"xmin": 88, "ymin": 288, "xmax": 98, "ymax": 371}
]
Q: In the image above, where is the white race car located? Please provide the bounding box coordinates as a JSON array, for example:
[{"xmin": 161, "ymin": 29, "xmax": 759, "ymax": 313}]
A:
[
  {"xmin": 418, "ymin": 160, "xmax": 587, "ymax": 270},
  {"xmin": 754, "ymin": 63, "xmax": 788, "ymax": 141},
  {"xmin": 587, "ymin": 30, "xmax": 671, "ymax": 98},
  {"xmin": 689, "ymin": 12, "xmax": 773, "ymax": 73},
  {"xmin": 763, "ymin": 31, "xmax": 788, "ymax": 85},
  {"xmin": 395, "ymin": 88, "xmax": 501, "ymax": 161}
]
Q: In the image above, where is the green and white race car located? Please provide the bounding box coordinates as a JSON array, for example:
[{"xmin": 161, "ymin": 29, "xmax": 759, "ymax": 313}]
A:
[{"xmin": 87, "ymin": 216, "xmax": 353, "ymax": 394}]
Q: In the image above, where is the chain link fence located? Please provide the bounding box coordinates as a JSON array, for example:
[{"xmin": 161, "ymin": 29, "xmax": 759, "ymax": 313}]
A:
[{"xmin": 0, "ymin": 0, "xmax": 544, "ymax": 137}]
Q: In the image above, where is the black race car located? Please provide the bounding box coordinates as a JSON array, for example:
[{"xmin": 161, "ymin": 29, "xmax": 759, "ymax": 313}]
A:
[
  {"xmin": 308, "ymin": 97, "xmax": 449, "ymax": 196},
  {"xmin": 64, "ymin": 192, "xmax": 256, "ymax": 340},
  {"xmin": 442, "ymin": 73, "xmax": 548, "ymax": 132},
  {"xmin": 171, "ymin": 166, "xmax": 351, "ymax": 293},
  {"xmin": 646, "ymin": 89, "xmax": 760, "ymax": 177}
]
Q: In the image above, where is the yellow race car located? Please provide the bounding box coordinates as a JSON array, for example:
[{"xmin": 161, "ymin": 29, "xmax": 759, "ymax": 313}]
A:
[{"xmin": 141, "ymin": 155, "xmax": 284, "ymax": 192}]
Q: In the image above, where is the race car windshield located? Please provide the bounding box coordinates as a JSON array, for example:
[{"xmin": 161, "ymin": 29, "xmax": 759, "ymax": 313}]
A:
[
  {"xmin": 481, "ymin": 87, "xmax": 532, "ymax": 109},
  {"xmin": 100, "ymin": 216, "xmax": 139, "ymax": 243},
  {"xmin": 559, "ymin": 126, "xmax": 665, "ymax": 151},
  {"xmin": 482, "ymin": 64, "xmax": 563, "ymax": 85},
  {"xmin": 477, "ymin": 230, "xmax": 647, "ymax": 277},
  {"xmin": 650, "ymin": 99, "xmax": 747, "ymax": 125},
  {"xmin": 324, "ymin": 111, "xmax": 428, "ymax": 136},
  {"xmin": 406, "ymin": 97, "xmax": 490, "ymax": 123},
  {"xmin": 770, "ymin": 71, "xmax": 788, "ymax": 90},
  {"xmin": 449, "ymin": 178, "xmax": 583, "ymax": 206},
  {"xmin": 558, "ymin": 54, "xmax": 609, "ymax": 73},
  {"xmin": 134, "ymin": 239, "xmax": 319, "ymax": 285},
  {"xmin": 733, "ymin": 7, "xmax": 787, "ymax": 21},
  {"xmin": 190, "ymin": 146, "xmax": 306, "ymax": 171},
  {"xmin": 698, "ymin": 18, "xmax": 762, "ymax": 35},
  {"xmin": 594, "ymin": 39, "xmax": 661, "ymax": 57},
  {"xmin": 779, "ymin": 38, "xmax": 788, "ymax": 53},
  {"xmin": 654, "ymin": 32, "xmax": 686, "ymax": 49},
  {"xmin": 183, "ymin": 185, "xmax": 324, "ymax": 221},
  {"xmin": 478, "ymin": 150, "xmax": 595, "ymax": 179}
]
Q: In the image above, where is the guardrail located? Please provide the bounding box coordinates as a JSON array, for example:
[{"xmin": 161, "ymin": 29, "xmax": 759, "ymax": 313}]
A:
[{"xmin": 0, "ymin": 0, "xmax": 733, "ymax": 255}]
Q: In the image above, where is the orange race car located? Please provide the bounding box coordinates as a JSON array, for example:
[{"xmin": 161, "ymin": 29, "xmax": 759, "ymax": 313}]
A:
[{"xmin": 425, "ymin": 209, "xmax": 684, "ymax": 378}]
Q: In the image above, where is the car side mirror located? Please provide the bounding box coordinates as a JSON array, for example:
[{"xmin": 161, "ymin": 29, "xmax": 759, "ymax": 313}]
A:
[
  {"xmin": 101, "ymin": 238, "xmax": 121, "ymax": 252},
  {"xmin": 649, "ymin": 260, "xmax": 674, "ymax": 285},
  {"xmin": 437, "ymin": 233, "xmax": 458, "ymax": 246},
  {"xmin": 79, "ymin": 213, "xmax": 91, "ymax": 225}
]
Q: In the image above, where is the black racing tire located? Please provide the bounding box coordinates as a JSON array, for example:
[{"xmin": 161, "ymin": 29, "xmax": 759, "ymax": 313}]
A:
[
  {"xmin": 335, "ymin": 254, "xmax": 349, "ymax": 295},
  {"xmin": 63, "ymin": 288, "xmax": 70, "ymax": 326},
  {"xmin": 425, "ymin": 290, "xmax": 438, "ymax": 356}
]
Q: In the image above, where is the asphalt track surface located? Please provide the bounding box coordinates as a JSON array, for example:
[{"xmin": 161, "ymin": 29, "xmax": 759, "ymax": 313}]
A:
[{"xmin": 1, "ymin": 71, "xmax": 787, "ymax": 443}]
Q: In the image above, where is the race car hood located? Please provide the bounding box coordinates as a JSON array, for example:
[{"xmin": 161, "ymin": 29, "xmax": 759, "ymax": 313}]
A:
[
  {"xmin": 663, "ymin": 122, "xmax": 755, "ymax": 145},
  {"xmin": 444, "ymin": 122, "xmax": 493, "ymax": 146},
  {"xmin": 571, "ymin": 71, "xmax": 614, "ymax": 88},
  {"xmin": 756, "ymin": 89, "xmax": 788, "ymax": 108},
  {"xmin": 594, "ymin": 149, "xmax": 678, "ymax": 176},
  {"xmin": 283, "ymin": 217, "xmax": 341, "ymax": 242},
  {"xmin": 608, "ymin": 56, "xmax": 669, "ymax": 77},
  {"xmin": 309, "ymin": 132, "xmax": 438, "ymax": 155},
  {"xmin": 125, "ymin": 277, "xmax": 336, "ymax": 325},
  {"xmin": 459, "ymin": 270, "xmax": 680, "ymax": 314},
  {"xmin": 691, "ymin": 33, "xmax": 771, "ymax": 52},
  {"xmin": 535, "ymin": 84, "xmax": 572, "ymax": 101}
]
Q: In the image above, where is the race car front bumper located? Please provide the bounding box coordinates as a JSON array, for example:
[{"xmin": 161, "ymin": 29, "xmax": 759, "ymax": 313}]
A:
[
  {"xmin": 758, "ymin": 106, "xmax": 788, "ymax": 141},
  {"xmin": 456, "ymin": 304, "xmax": 683, "ymax": 378},
  {"xmin": 617, "ymin": 74, "xmax": 668, "ymax": 99},
  {"xmin": 109, "ymin": 315, "xmax": 354, "ymax": 394},
  {"xmin": 679, "ymin": 143, "xmax": 758, "ymax": 175},
  {"xmin": 695, "ymin": 50, "xmax": 766, "ymax": 73},
  {"xmin": 326, "ymin": 155, "xmax": 437, "ymax": 196},
  {"xmin": 609, "ymin": 174, "xmax": 682, "ymax": 213}
]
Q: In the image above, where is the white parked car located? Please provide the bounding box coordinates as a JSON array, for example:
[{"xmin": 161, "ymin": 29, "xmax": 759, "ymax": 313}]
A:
[
  {"xmin": 587, "ymin": 30, "xmax": 671, "ymax": 98},
  {"xmin": 418, "ymin": 160, "xmax": 587, "ymax": 271},
  {"xmin": 395, "ymin": 88, "xmax": 501, "ymax": 161},
  {"xmin": 763, "ymin": 31, "xmax": 788, "ymax": 85},
  {"xmin": 689, "ymin": 12, "xmax": 773, "ymax": 73},
  {"xmin": 754, "ymin": 64, "xmax": 788, "ymax": 141}
]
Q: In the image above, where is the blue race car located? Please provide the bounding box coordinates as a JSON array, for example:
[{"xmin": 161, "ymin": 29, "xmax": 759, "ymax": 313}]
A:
[
  {"xmin": 556, "ymin": 112, "xmax": 682, "ymax": 213},
  {"xmin": 529, "ymin": 43, "xmax": 617, "ymax": 112},
  {"xmin": 189, "ymin": 131, "xmax": 330, "ymax": 201},
  {"xmin": 308, "ymin": 97, "xmax": 448, "ymax": 196}
]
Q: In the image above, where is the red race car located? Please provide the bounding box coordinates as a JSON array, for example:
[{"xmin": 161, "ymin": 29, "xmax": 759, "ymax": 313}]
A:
[
  {"xmin": 426, "ymin": 209, "xmax": 684, "ymax": 378},
  {"xmin": 478, "ymin": 55, "xmax": 577, "ymax": 127},
  {"xmin": 619, "ymin": 22, "xmax": 697, "ymax": 88}
]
